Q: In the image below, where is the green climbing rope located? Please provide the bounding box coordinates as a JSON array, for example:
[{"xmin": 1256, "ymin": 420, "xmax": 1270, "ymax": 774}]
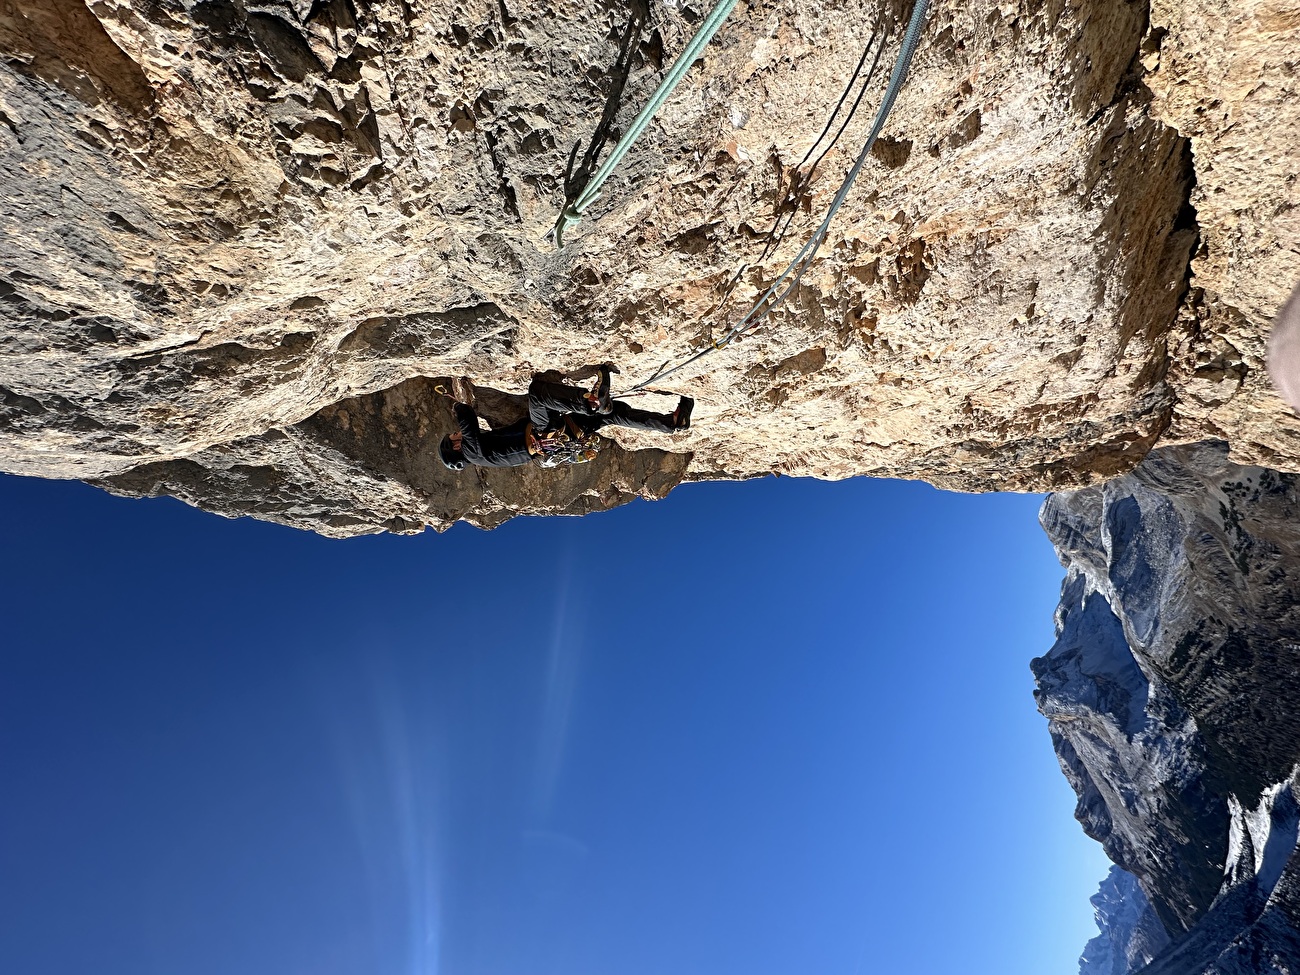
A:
[{"xmin": 552, "ymin": 0, "xmax": 740, "ymax": 247}]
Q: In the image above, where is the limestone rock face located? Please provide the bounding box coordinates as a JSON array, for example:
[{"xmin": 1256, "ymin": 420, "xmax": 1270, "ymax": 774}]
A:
[
  {"xmin": 1034, "ymin": 442, "xmax": 1300, "ymax": 972},
  {"xmin": 0, "ymin": 0, "xmax": 1297, "ymax": 534},
  {"xmin": 1147, "ymin": 0, "xmax": 1300, "ymax": 470}
]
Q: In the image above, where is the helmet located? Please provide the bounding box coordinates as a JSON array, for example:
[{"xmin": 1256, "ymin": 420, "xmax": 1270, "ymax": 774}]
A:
[{"xmin": 439, "ymin": 436, "xmax": 466, "ymax": 471}]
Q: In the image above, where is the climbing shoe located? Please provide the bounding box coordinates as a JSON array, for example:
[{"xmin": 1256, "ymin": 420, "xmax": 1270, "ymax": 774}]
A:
[
  {"xmin": 672, "ymin": 396, "xmax": 694, "ymax": 431},
  {"xmin": 585, "ymin": 363, "xmax": 617, "ymax": 414}
]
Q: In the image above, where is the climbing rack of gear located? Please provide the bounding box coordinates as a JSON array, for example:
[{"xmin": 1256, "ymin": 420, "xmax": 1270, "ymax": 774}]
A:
[
  {"xmin": 527, "ymin": 417, "xmax": 603, "ymax": 468},
  {"xmin": 552, "ymin": 0, "xmax": 933, "ymax": 396}
]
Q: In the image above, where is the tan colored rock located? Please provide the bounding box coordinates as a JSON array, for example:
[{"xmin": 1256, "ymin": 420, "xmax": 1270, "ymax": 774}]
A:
[
  {"xmin": 0, "ymin": 0, "xmax": 1296, "ymax": 535},
  {"xmin": 1147, "ymin": 0, "xmax": 1300, "ymax": 466}
]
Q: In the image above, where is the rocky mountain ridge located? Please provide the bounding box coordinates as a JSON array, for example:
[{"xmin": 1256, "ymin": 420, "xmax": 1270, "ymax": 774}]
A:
[
  {"xmin": 1079, "ymin": 866, "xmax": 1169, "ymax": 975},
  {"xmin": 1034, "ymin": 443, "xmax": 1300, "ymax": 973}
]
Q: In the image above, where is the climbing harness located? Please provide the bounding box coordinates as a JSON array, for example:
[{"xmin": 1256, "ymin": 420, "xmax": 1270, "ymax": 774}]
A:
[
  {"xmin": 550, "ymin": 0, "xmax": 740, "ymax": 247},
  {"xmin": 623, "ymin": 0, "xmax": 932, "ymax": 396}
]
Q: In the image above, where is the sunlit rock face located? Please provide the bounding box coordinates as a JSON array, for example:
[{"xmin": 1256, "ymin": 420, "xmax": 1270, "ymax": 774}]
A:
[
  {"xmin": 1148, "ymin": 0, "xmax": 1300, "ymax": 469},
  {"xmin": 0, "ymin": 0, "xmax": 1295, "ymax": 535},
  {"xmin": 1034, "ymin": 442, "xmax": 1300, "ymax": 973}
]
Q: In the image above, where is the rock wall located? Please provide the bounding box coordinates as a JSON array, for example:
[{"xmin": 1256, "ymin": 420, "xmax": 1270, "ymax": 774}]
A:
[
  {"xmin": 1034, "ymin": 442, "xmax": 1300, "ymax": 972},
  {"xmin": 0, "ymin": 0, "xmax": 1296, "ymax": 535},
  {"xmin": 1148, "ymin": 0, "xmax": 1300, "ymax": 470}
]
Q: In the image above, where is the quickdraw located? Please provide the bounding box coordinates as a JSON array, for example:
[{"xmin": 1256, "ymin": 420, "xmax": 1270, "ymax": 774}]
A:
[{"xmin": 526, "ymin": 417, "xmax": 602, "ymax": 468}]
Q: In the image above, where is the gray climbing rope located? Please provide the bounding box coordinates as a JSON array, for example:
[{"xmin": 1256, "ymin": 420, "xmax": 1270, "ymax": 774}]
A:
[
  {"xmin": 719, "ymin": 0, "xmax": 930, "ymax": 344},
  {"xmin": 551, "ymin": 0, "xmax": 740, "ymax": 247},
  {"xmin": 625, "ymin": 0, "xmax": 932, "ymax": 393}
]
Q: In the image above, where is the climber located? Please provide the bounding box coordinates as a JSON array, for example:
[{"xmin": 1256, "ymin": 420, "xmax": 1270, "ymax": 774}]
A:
[{"xmin": 439, "ymin": 367, "xmax": 693, "ymax": 471}]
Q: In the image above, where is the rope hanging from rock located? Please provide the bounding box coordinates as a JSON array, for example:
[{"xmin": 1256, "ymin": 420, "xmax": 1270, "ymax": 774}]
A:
[
  {"xmin": 550, "ymin": 0, "xmax": 740, "ymax": 248},
  {"xmin": 698, "ymin": 13, "xmax": 891, "ymax": 351},
  {"xmin": 624, "ymin": 0, "xmax": 932, "ymax": 395}
]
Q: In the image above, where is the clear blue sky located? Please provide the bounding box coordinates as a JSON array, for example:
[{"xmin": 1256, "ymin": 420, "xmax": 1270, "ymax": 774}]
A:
[{"xmin": 0, "ymin": 472, "xmax": 1108, "ymax": 975}]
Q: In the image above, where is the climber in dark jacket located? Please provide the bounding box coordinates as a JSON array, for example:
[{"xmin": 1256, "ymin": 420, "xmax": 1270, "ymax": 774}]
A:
[{"xmin": 439, "ymin": 370, "xmax": 692, "ymax": 471}]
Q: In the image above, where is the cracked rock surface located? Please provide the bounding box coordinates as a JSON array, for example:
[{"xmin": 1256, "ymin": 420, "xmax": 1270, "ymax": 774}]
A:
[{"xmin": 0, "ymin": 0, "xmax": 1297, "ymax": 534}]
